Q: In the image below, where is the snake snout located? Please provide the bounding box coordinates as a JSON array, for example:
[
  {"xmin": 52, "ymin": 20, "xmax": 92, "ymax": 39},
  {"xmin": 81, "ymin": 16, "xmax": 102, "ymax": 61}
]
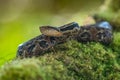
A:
[{"xmin": 17, "ymin": 43, "xmax": 24, "ymax": 57}]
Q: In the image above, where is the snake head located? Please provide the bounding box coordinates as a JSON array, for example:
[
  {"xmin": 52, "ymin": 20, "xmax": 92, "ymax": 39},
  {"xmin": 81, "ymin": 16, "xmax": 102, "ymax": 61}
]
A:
[{"xmin": 39, "ymin": 26, "xmax": 63, "ymax": 37}]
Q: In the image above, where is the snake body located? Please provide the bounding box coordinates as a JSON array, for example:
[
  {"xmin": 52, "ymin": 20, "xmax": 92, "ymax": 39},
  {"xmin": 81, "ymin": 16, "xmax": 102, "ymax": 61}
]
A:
[
  {"xmin": 77, "ymin": 22, "xmax": 112, "ymax": 44},
  {"xmin": 17, "ymin": 21, "xmax": 113, "ymax": 58}
]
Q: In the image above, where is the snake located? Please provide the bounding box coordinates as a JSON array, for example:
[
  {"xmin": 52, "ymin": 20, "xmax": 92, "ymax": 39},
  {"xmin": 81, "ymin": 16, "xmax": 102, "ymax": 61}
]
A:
[{"xmin": 17, "ymin": 21, "xmax": 113, "ymax": 58}]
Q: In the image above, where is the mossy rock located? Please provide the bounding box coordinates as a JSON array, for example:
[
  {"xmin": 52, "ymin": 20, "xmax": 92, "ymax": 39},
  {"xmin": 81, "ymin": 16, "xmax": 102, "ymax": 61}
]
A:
[{"xmin": 0, "ymin": 32, "xmax": 120, "ymax": 80}]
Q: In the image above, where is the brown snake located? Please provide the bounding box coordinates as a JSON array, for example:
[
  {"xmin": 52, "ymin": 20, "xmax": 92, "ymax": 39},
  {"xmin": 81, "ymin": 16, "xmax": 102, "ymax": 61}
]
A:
[{"xmin": 17, "ymin": 21, "xmax": 113, "ymax": 58}]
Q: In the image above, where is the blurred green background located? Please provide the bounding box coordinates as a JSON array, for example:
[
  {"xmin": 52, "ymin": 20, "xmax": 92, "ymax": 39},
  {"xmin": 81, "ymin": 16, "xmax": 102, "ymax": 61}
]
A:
[{"xmin": 0, "ymin": 0, "xmax": 104, "ymax": 66}]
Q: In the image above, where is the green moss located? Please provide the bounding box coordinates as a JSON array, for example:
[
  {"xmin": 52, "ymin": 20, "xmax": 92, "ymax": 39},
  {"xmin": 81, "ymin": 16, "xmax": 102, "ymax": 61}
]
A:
[{"xmin": 0, "ymin": 32, "xmax": 120, "ymax": 80}]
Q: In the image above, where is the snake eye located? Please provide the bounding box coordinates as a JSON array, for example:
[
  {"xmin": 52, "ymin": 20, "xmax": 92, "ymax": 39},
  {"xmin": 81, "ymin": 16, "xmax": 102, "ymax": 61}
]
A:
[
  {"xmin": 39, "ymin": 40, "xmax": 49, "ymax": 49},
  {"xmin": 78, "ymin": 31, "xmax": 92, "ymax": 42}
]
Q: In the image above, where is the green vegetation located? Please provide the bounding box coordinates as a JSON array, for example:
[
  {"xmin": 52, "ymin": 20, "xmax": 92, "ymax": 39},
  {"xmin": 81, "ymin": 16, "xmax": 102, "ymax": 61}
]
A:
[
  {"xmin": 0, "ymin": 32, "xmax": 120, "ymax": 80},
  {"xmin": 94, "ymin": 0, "xmax": 120, "ymax": 31}
]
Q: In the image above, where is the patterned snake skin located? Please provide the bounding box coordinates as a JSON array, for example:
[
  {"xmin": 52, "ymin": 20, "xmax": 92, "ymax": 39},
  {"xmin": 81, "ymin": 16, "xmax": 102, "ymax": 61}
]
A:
[{"xmin": 17, "ymin": 21, "xmax": 113, "ymax": 58}]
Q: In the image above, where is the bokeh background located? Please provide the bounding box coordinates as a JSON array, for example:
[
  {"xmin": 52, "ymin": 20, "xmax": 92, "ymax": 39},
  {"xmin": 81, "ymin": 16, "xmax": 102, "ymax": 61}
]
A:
[{"xmin": 0, "ymin": 0, "xmax": 105, "ymax": 65}]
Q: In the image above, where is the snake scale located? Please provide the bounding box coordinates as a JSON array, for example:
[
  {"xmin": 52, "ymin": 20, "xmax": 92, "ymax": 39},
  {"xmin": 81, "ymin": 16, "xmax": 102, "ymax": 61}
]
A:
[{"xmin": 17, "ymin": 21, "xmax": 113, "ymax": 58}]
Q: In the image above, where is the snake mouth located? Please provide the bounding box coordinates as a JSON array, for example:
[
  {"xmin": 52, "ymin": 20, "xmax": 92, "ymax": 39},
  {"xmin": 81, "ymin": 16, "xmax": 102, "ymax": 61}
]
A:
[{"xmin": 40, "ymin": 26, "xmax": 63, "ymax": 37}]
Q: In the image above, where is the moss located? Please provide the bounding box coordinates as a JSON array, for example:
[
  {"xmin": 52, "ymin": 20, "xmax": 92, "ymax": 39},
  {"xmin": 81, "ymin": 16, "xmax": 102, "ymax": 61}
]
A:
[{"xmin": 0, "ymin": 32, "xmax": 120, "ymax": 80}]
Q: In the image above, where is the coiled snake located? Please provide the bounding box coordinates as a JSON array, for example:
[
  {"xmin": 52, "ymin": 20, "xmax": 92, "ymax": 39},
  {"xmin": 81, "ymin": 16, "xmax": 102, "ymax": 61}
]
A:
[{"xmin": 17, "ymin": 21, "xmax": 113, "ymax": 58}]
